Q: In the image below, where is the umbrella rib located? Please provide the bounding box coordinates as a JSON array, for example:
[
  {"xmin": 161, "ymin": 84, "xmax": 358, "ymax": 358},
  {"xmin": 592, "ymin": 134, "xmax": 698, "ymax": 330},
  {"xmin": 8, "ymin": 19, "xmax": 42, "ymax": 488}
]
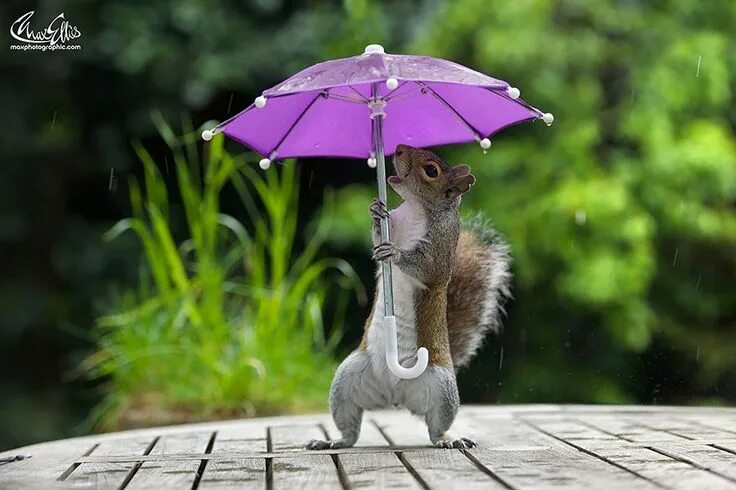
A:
[
  {"xmin": 347, "ymin": 85, "xmax": 369, "ymax": 103},
  {"xmin": 270, "ymin": 92, "xmax": 323, "ymax": 158},
  {"xmin": 482, "ymin": 86, "xmax": 544, "ymax": 117},
  {"xmin": 416, "ymin": 82, "xmax": 481, "ymax": 139},
  {"xmin": 384, "ymin": 81, "xmax": 422, "ymax": 103}
]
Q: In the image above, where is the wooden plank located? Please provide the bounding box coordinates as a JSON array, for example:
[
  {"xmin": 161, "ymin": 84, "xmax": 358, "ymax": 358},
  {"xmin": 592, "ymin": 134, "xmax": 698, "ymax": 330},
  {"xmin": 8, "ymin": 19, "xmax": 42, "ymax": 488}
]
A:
[
  {"xmin": 651, "ymin": 443, "xmax": 736, "ymax": 482},
  {"xmin": 575, "ymin": 415, "xmax": 688, "ymax": 443},
  {"xmin": 147, "ymin": 431, "xmax": 212, "ymax": 455},
  {"xmin": 323, "ymin": 419, "xmax": 420, "ymax": 488},
  {"xmin": 198, "ymin": 458, "xmax": 264, "ymax": 489},
  {"xmin": 461, "ymin": 413, "xmax": 656, "ymax": 489},
  {"xmin": 126, "ymin": 460, "xmax": 202, "ymax": 489},
  {"xmin": 374, "ymin": 411, "xmax": 508, "ymax": 488},
  {"xmin": 0, "ymin": 439, "xmax": 95, "ymax": 487},
  {"xmin": 270, "ymin": 424, "xmax": 342, "ymax": 488},
  {"xmin": 200, "ymin": 423, "xmax": 267, "ymax": 489},
  {"xmin": 588, "ymin": 445, "xmax": 736, "ymax": 489},
  {"xmin": 127, "ymin": 431, "xmax": 213, "ymax": 489},
  {"xmin": 64, "ymin": 436, "xmax": 157, "ymax": 488}
]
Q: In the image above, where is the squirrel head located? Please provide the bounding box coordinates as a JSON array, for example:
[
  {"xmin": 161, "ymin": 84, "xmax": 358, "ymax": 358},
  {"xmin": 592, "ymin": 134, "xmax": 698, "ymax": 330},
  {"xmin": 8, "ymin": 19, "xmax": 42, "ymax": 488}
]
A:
[{"xmin": 388, "ymin": 144, "xmax": 475, "ymax": 206}]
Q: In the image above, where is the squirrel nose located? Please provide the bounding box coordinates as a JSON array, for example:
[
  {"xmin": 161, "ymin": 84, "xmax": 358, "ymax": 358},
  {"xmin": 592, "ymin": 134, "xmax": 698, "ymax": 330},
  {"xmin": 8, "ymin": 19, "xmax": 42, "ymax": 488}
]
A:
[{"xmin": 395, "ymin": 144, "xmax": 408, "ymax": 156}]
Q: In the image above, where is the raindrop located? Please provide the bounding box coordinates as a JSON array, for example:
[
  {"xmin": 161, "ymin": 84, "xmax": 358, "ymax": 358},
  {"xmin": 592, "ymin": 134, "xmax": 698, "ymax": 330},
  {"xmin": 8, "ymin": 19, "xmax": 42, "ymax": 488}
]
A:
[
  {"xmin": 672, "ymin": 247, "xmax": 679, "ymax": 267},
  {"xmin": 308, "ymin": 170, "xmax": 314, "ymax": 190},
  {"xmin": 108, "ymin": 168, "xmax": 116, "ymax": 192},
  {"xmin": 695, "ymin": 275, "xmax": 702, "ymax": 290},
  {"xmin": 696, "ymin": 55, "xmax": 702, "ymax": 78},
  {"xmin": 227, "ymin": 93, "xmax": 234, "ymax": 114},
  {"xmin": 696, "ymin": 345, "xmax": 700, "ymax": 362},
  {"xmin": 498, "ymin": 346, "xmax": 504, "ymax": 371},
  {"xmin": 51, "ymin": 110, "xmax": 58, "ymax": 130},
  {"xmin": 164, "ymin": 155, "xmax": 169, "ymax": 175},
  {"xmin": 575, "ymin": 209, "xmax": 586, "ymax": 225}
]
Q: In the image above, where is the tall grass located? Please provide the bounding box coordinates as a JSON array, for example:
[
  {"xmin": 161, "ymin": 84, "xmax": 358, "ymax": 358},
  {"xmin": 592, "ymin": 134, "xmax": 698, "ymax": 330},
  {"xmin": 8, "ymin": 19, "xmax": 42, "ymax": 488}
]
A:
[{"xmin": 86, "ymin": 117, "xmax": 364, "ymax": 429}]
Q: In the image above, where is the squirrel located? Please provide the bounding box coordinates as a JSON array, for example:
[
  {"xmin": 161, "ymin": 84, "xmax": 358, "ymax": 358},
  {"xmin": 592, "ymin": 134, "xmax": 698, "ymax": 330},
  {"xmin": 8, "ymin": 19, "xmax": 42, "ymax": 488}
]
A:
[{"xmin": 307, "ymin": 144, "xmax": 511, "ymax": 450}]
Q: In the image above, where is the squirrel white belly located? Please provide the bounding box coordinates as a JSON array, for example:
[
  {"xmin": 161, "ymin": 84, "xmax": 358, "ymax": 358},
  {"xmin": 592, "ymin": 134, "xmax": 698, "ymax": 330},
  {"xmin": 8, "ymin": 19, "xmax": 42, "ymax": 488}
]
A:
[{"xmin": 307, "ymin": 145, "xmax": 511, "ymax": 450}]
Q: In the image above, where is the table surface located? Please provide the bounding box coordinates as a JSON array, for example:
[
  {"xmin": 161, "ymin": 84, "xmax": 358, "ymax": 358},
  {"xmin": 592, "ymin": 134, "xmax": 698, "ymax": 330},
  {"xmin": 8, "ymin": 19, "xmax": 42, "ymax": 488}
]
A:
[{"xmin": 2, "ymin": 404, "xmax": 736, "ymax": 489}]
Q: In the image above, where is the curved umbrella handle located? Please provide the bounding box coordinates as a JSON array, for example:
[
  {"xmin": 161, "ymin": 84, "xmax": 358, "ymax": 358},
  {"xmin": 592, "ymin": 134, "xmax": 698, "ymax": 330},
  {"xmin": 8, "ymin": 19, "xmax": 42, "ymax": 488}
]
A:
[{"xmin": 383, "ymin": 315, "xmax": 429, "ymax": 379}]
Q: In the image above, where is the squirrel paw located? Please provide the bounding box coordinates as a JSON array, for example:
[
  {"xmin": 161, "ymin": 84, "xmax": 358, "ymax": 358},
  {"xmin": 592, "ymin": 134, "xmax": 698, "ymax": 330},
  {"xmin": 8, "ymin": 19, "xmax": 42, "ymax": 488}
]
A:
[
  {"xmin": 305, "ymin": 439, "xmax": 351, "ymax": 450},
  {"xmin": 372, "ymin": 241, "xmax": 398, "ymax": 262},
  {"xmin": 369, "ymin": 198, "xmax": 390, "ymax": 221},
  {"xmin": 434, "ymin": 437, "xmax": 477, "ymax": 449}
]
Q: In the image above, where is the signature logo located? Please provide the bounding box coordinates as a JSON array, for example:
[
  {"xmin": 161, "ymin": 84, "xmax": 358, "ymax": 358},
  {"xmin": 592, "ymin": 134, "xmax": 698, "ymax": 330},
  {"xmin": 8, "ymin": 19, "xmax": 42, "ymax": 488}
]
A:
[{"xmin": 9, "ymin": 11, "xmax": 82, "ymax": 51}]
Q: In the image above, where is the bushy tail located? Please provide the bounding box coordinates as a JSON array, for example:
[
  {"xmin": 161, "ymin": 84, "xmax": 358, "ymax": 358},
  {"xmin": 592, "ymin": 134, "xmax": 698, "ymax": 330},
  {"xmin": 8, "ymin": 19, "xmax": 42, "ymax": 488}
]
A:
[{"xmin": 446, "ymin": 214, "xmax": 512, "ymax": 369}]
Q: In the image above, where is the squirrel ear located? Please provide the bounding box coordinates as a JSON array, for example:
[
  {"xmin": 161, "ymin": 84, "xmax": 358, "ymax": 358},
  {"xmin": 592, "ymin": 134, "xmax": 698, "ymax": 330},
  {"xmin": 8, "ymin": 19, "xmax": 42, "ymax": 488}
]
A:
[
  {"xmin": 445, "ymin": 173, "xmax": 476, "ymax": 199},
  {"xmin": 452, "ymin": 164, "xmax": 472, "ymax": 177}
]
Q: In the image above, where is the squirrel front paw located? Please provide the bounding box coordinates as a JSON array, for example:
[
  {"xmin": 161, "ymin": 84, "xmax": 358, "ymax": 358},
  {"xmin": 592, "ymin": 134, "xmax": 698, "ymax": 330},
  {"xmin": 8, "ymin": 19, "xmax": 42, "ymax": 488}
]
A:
[
  {"xmin": 369, "ymin": 198, "xmax": 390, "ymax": 222},
  {"xmin": 372, "ymin": 241, "xmax": 399, "ymax": 262},
  {"xmin": 434, "ymin": 436, "xmax": 477, "ymax": 449}
]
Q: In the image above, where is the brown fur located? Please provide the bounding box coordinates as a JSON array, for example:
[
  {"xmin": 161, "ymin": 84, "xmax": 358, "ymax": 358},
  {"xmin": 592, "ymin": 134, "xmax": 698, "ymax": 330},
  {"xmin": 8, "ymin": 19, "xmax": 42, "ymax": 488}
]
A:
[
  {"xmin": 446, "ymin": 230, "xmax": 492, "ymax": 367},
  {"xmin": 416, "ymin": 287, "xmax": 453, "ymax": 367}
]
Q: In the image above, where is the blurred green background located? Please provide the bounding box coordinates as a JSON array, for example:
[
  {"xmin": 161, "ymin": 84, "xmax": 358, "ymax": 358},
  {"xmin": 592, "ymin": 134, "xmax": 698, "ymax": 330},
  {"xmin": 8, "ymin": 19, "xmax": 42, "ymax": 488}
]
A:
[{"xmin": 1, "ymin": 0, "xmax": 734, "ymax": 451}]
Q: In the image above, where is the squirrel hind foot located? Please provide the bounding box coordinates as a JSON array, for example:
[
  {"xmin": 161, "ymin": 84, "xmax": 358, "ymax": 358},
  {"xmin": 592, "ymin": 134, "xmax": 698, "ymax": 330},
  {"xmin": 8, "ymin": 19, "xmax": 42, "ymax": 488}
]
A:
[
  {"xmin": 434, "ymin": 437, "xmax": 477, "ymax": 450},
  {"xmin": 305, "ymin": 439, "xmax": 354, "ymax": 450}
]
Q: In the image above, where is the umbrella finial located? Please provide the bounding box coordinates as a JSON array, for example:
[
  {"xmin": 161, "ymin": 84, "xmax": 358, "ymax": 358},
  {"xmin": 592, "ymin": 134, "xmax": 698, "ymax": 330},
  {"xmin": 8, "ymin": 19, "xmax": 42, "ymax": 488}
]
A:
[
  {"xmin": 479, "ymin": 138, "xmax": 492, "ymax": 150},
  {"xmin": 255, "ymin": 96, "xmax": 267, "ymax": 109},
  {"xmin": 386, "ymin": 77, "xmax": 399, "ymax": 90},
  {"xmin": 542, "ymin": 113, "xmax": 555, "ymax": 126},
  {"xmin": 364, "ymin": 44, "xmax": 385, "ymax": 55},
  {"xmin": 507, "ymin": 87, "xmax": 521, "ymax": 99},
  {"xmin": 201, "ymin": 129, "xmax": 214, "ymax": 141}
]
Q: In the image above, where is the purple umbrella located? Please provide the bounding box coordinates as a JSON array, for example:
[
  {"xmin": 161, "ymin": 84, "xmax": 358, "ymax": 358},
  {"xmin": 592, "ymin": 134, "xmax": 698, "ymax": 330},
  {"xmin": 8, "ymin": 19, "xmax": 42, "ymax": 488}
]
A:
[{"xmin": 202, "ymin": 44, "xmax": 553, "ymax": 379}]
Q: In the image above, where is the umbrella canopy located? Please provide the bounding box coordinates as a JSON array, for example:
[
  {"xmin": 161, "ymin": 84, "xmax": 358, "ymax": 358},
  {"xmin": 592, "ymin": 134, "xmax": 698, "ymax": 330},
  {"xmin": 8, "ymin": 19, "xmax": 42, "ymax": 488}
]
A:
[
  {"xmin": 202, "ymin": 44, "xmax": 552, "ymax": 380},
  {"xmin": 204, "ymin": 44, "xmax": 552, "ymax": 162}
]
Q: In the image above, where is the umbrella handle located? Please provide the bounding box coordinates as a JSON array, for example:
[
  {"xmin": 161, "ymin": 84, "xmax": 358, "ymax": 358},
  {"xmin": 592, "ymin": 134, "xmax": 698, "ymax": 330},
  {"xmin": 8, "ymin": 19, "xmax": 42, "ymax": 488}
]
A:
[{"xmin": 383, "ymin": 315, "xmax": 429, "ymax": 379}]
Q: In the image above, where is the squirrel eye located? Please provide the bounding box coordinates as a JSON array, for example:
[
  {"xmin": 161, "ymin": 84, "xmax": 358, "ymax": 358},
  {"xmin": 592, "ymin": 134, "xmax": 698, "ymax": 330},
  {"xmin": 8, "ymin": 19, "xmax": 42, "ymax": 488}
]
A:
[{"xmin": 423, "ymin": 164, "xmax": 439, "ymax": 178}]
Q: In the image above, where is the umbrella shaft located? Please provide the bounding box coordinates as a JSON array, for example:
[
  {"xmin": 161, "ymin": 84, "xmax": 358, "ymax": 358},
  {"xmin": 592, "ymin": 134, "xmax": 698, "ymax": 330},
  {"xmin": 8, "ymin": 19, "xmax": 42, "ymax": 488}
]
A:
[{"xmin": 371, "ymin": 83, "xmax": 394, "ymax": 317}]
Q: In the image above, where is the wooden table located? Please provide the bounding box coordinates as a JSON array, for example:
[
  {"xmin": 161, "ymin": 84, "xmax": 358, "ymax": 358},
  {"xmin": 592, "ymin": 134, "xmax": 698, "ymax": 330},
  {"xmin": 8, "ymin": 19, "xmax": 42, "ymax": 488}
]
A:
[{"xmin": 2, "ymin": 405, "xmax": 736, "ymax": 489}]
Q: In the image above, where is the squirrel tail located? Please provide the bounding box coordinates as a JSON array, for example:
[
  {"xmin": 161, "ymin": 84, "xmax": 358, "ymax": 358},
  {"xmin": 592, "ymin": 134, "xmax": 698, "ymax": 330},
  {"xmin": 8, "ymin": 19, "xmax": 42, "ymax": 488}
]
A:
[{"xmin": 446, "ymin": 213, "xmax": 512, "ymax": 369}]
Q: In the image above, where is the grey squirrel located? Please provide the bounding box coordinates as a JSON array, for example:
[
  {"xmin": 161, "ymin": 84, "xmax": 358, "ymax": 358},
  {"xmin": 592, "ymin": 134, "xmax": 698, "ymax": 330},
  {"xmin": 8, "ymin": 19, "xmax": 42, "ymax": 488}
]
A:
[{"xmin": 307, "ymin": 144, "xmax": 511, "ymax": 449}]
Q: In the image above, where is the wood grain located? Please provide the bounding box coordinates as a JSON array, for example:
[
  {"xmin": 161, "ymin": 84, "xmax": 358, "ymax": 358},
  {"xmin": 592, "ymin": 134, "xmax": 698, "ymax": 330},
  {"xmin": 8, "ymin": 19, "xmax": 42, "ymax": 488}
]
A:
[{"xmin": 1, "ymin": 405, "xmax": 735, "ymax": 489}]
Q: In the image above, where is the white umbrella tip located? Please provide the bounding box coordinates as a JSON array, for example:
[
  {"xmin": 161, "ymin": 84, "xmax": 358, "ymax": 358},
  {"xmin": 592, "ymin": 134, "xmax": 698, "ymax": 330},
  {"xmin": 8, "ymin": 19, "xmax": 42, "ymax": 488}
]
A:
[
  {"xmin": 507, "ymin": 87, "xmax": 521, "ymax": 99},
  {"xmin": 364, "ymin": 44, "xmax": 385, "ymax": 55},
  {"xmin": 255, "ymin": 96, "xmax": 267, "ymax": 109},
  {"xmin": 542, "ymin": 112, "xmax": 555, "ymax": 126},
  {"xmin": 259, "ymin": 158, "xmax": 271, "ymax": 170},
  {"xmin": 201, "ymin": 129, "xmax": 213, "ymax": 141}
]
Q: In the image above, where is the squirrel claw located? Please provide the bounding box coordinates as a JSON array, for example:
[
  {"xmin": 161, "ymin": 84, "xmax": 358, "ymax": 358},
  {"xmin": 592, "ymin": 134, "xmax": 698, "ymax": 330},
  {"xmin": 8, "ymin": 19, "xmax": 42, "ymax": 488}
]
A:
[
  {"xmin": 369, "ymin": 198, "xmax": 390, "ymax": 221},
  {"xmin": 435, "ymin": 437, "xmax": 477, "ymax": 449},
  {"xmin": 372, "ymin": 241, "xmax": 397, "ymax": 262}
]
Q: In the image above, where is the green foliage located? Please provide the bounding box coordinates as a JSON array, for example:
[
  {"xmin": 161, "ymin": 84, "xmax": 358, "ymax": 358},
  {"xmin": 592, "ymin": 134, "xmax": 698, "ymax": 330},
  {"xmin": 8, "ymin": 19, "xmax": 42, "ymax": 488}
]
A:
[
  {"xmin": 86, "ymin": 120, "xmax": 363, "ymax": 428},
  {"xmin": 324, "ymin": 0, "xmax": 736, "ymax": 404}
]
